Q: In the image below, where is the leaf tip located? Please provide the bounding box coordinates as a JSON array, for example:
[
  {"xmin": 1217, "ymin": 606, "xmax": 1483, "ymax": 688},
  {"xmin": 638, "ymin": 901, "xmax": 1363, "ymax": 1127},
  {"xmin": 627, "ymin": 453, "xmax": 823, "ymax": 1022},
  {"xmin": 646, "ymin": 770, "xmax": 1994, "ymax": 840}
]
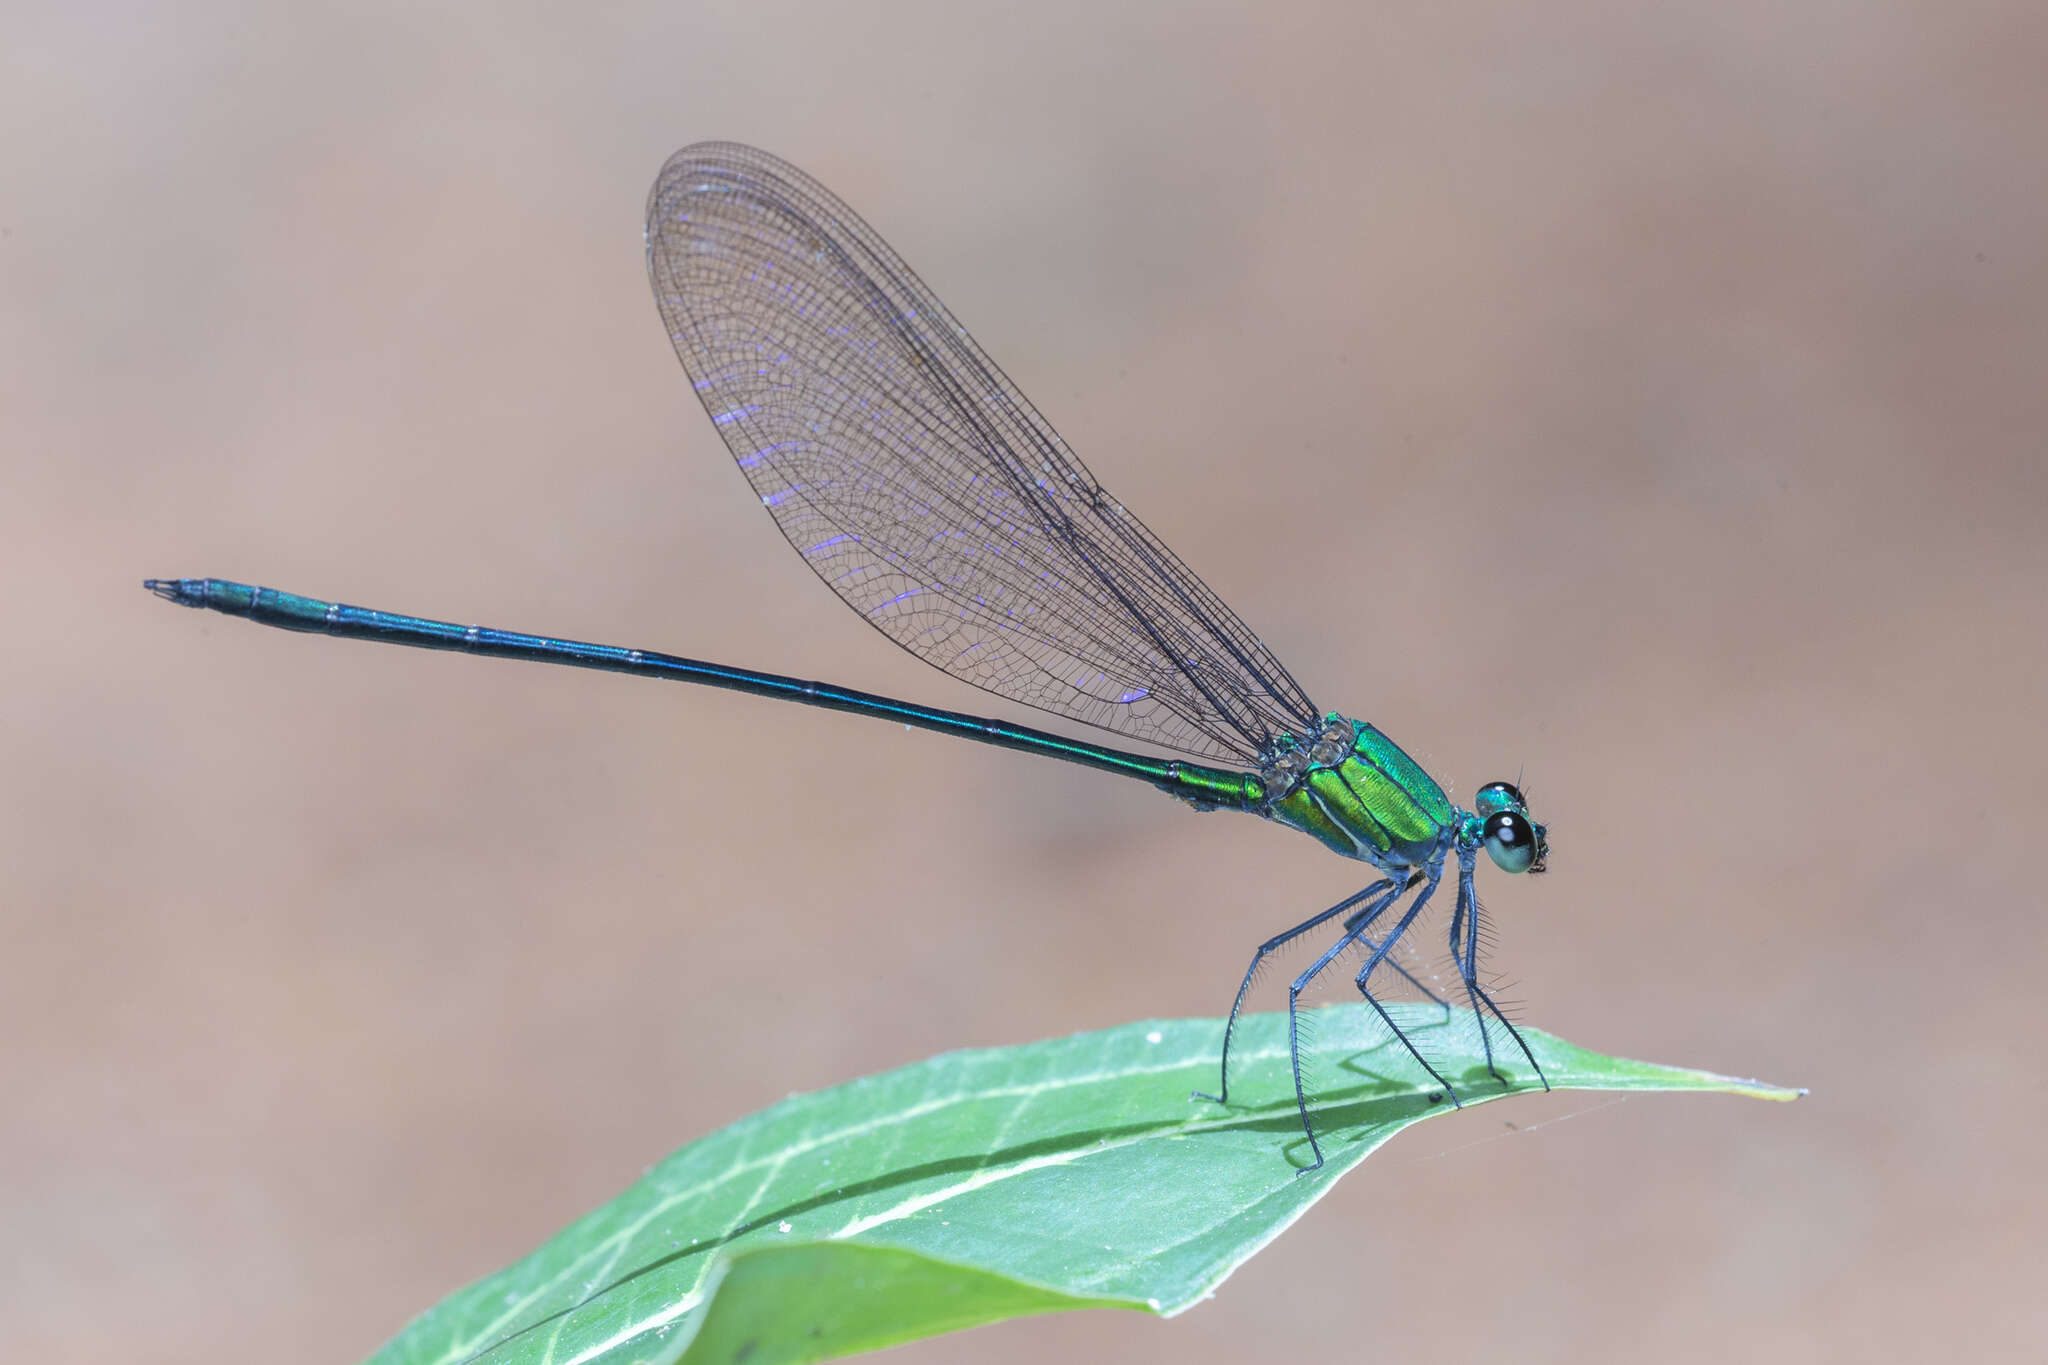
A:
[{"xmin": 1712, "ymin": 1074, "xmax": 1806, "ymax": 1102}]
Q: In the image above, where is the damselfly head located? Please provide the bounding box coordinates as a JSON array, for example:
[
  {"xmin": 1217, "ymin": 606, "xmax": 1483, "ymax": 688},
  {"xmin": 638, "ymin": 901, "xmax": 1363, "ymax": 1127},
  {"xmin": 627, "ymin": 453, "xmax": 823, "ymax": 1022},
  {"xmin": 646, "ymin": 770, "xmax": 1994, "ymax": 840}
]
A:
[{"xmin": 1475, "ymin": 780, "xmax": 1548, "ymax": 875}]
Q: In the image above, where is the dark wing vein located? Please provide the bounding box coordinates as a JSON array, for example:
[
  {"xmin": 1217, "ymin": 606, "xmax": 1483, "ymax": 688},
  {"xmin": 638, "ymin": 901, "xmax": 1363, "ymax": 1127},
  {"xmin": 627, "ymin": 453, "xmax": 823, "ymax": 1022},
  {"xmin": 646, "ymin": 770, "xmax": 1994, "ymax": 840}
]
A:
[{"xmin": 644, "ymin": 141, "xmax": 1319, "ymax": 763}]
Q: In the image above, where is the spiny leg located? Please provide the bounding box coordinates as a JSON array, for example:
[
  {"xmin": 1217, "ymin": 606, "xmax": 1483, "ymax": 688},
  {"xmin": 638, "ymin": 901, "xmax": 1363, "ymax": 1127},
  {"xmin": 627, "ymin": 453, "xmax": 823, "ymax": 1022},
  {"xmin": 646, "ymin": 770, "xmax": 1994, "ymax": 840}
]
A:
[
  {"xmin": 1350, "ymin": 869, "xmax": 1454, "ymax": 1017},
  {"xmin": 1343, "ymin": 871, "xmax": 1458, "ymax": 1105},
  {"xmin": 1451, "ymin": 849, "xmax": 1549, "ymax": 1092},
  {"xmin": 1449, "ymin": 855, "xmax": 1515, "ymax": 1088},
  {"xmin": 1193, "ymin": 878, "xmax": 1393, "ymax": 1106},
  {"xmin": 1284, "ymin": 922, "xmax": 1377, "ymax": 1175},
  {"xmin": 1347, "ymin": 867, "xmax": 1461, "ymax": 1102},
  {"xmin": 1286, "ymin": 870, "xmax": 1447, "ymax": 1176}
]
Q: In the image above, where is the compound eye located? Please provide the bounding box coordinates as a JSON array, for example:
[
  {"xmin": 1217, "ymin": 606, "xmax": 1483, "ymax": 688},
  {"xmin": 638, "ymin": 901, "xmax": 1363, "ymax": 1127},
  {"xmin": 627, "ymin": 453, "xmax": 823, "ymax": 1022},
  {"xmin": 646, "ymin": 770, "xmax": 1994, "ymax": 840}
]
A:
[
  {"xmin": 1475, "ymin": 781, "xmax": 1526, "ymax": 818},
  {"xmin": 1483, "ymin": 810, "xmax": 1538, "ymax": 874}
]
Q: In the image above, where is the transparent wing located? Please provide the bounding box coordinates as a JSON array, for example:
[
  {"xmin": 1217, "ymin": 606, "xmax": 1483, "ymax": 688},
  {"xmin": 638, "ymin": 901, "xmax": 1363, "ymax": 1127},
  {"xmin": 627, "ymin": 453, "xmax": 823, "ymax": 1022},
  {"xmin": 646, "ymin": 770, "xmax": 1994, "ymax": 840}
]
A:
[{"xmin": 645, "ymin": 142, "xmax": 1320, "ymax": 763}]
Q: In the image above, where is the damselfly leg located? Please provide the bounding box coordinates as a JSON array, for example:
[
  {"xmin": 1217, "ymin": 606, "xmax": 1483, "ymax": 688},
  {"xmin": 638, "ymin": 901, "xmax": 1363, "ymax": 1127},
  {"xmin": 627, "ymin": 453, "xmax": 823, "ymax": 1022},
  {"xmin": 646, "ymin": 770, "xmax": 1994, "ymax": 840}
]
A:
[
  {"xmin": 1282, "ymin": 868, "xmax": 1456, "ymax": 1174},
  {"xmin": 1450, "ymin": 848, "xmax": 1551, "ymax": 1092},
  {"xmin": 1191, "ymin": 878, "xmax": 1398, "ymax": 1108}
]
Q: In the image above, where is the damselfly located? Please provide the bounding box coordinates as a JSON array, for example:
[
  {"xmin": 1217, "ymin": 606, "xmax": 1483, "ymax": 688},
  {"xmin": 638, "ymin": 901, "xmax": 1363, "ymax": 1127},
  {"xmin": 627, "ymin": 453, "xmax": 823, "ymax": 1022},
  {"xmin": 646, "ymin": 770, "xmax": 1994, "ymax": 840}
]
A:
[{"xmin": 149, "ymin": 143, "xmax": 1551, "ymax": 1172}]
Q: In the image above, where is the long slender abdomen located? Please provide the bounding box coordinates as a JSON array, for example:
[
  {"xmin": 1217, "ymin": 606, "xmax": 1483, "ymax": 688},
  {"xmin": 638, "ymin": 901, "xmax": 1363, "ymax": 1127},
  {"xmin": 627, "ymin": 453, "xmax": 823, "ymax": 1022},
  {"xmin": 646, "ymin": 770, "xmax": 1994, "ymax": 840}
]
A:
[{"xmin": 142, "ymin": 577, "xmax": 1267, "ymax": 814}]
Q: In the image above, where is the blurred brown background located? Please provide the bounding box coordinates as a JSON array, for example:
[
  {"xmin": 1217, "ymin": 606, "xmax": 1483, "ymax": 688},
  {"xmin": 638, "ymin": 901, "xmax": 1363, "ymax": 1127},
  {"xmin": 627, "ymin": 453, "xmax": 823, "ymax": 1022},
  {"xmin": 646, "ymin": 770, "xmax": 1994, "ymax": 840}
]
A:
[{"xmin": 6, "ymin": 2, "xmax": 2045, "ymax": 1360}]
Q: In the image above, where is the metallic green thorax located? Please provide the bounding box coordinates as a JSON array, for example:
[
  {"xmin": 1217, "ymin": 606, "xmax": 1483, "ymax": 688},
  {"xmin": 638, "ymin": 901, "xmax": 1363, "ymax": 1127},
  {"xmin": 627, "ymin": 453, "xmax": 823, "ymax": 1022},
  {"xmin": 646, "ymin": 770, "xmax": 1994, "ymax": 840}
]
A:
[{"xmin": 1258, "ymin": 714, "xmax": 1454, "ymax": 866}]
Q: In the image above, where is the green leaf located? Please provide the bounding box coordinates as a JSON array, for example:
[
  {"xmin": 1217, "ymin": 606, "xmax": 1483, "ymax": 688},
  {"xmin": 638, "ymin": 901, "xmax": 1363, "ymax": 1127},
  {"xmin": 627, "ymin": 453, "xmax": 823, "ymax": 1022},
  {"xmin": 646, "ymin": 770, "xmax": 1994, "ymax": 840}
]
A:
[{"xmin": 367, "ymin": 1006, "xmax": 1797, "ymax": 1365}]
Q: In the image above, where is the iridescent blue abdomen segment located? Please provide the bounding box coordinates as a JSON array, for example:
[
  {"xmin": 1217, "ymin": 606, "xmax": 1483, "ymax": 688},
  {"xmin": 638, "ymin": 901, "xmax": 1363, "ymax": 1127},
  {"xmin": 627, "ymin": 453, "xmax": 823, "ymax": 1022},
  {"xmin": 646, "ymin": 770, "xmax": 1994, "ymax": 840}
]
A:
[{"xmin": 142, "ymin": 578, "xmax": 1264, "ymax": 811}]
